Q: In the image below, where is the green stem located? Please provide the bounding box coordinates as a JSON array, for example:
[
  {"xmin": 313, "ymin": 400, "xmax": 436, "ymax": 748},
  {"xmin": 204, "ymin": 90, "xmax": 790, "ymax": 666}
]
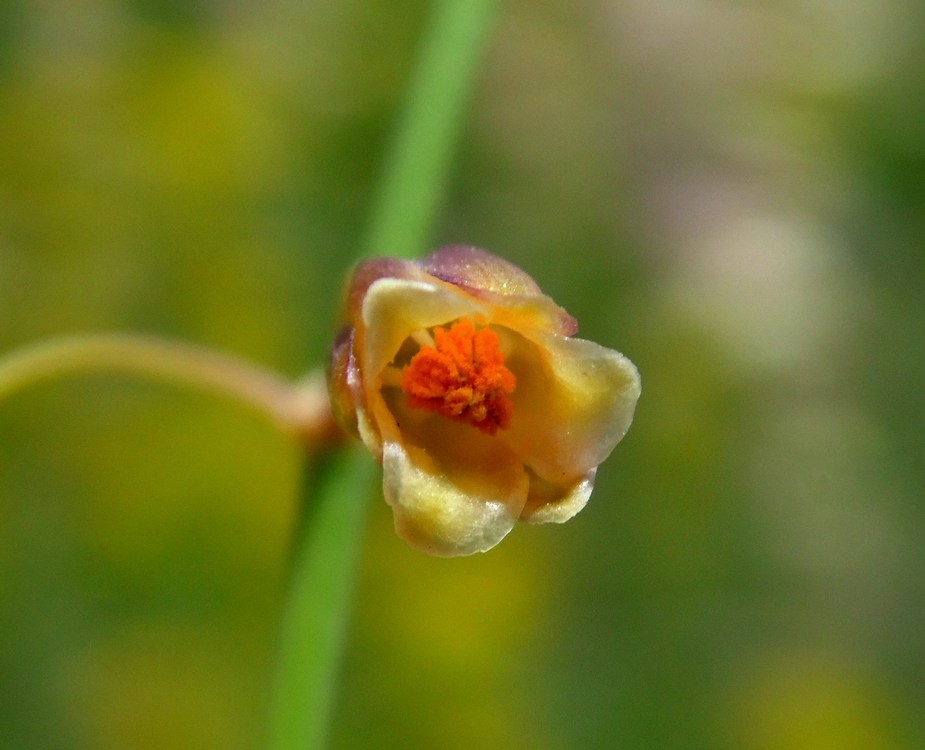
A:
[
  {"xmin": 361, "ymin": 0, "xmax": 499, "ymax": 260},
  {"xmin": 268, "ymin": 447, "xmax": 376, "ymax": 750},
  {"xmin": 0, "ymin": 334, "xmax": 331, "ymax": 439},
  {"xmin": 269, "ymin": 0, "xmax": 499, "ymax": 748}
]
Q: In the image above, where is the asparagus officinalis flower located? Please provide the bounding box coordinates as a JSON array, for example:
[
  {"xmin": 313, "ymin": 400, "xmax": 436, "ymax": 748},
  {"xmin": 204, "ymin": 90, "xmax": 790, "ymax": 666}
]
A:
[{"xmin": 328, "ymin": 246, "xmax": 640, "ymax": 556}]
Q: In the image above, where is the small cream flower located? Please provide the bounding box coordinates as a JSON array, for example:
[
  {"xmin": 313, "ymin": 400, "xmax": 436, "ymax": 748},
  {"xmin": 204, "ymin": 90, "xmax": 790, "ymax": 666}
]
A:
[{"xmin": 328, "ymin": 246, "xmax": 640, "ymax": 556}]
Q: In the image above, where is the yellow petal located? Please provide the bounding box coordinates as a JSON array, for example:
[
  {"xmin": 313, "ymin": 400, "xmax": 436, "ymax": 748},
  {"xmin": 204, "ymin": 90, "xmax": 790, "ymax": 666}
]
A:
[
  {"xmin": 503, "ymin": 329, "xmax": 640, "ymax": 483},
  {"xmin": 520, "ymin": 469, "xmax": 596, "ymax": 524},
  {"xmin": 340, "ymin": 256, "xmax": 420, "ymax": 324},
  {"xmin": 381, "ymin": 436, "xmax": 529, "ymax": 557},
  {"xmin": 361, "ymin": 277, "xmax": 488, "ymax": 384}
]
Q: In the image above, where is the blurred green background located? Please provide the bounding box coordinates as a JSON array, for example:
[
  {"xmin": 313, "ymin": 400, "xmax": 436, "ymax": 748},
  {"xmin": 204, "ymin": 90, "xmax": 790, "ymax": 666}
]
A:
[{"xmin": 2, "ymin": 1, "xmax": 924, "ymax": 748}]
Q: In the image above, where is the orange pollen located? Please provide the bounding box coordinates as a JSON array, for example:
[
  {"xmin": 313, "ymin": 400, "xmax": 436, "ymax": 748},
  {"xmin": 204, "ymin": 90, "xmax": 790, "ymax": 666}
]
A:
[{"xmin": 399, "ymin": 319, "xmax": 516, "ymax": 435}]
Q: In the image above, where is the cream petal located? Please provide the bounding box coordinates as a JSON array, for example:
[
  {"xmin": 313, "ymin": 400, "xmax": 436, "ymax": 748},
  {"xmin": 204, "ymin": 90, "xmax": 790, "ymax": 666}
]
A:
[
  {"xmin": 520, "ymin": 469, "xmax": 596, "ymax": 524},
  {"xmin": 484, "ymin": 295, "xmax": 577, "ymax": 338},
  {"xmin": 503, "ymin": 330, "xmax": 641, "ymax": 482},
  {"xmin": 342, "ymin": 256, "xmax": 420, "ymax": 322},
  {"xmin": 381, "ymin": 438, "xmax": 529, "ymax": 557},
  {"xmin": 356, "ymin": 396, "xmax": 384, "ymax": 459},
  {"xmin": 361, "ymin": 278, "xmax": 489, "ymax": 384}
]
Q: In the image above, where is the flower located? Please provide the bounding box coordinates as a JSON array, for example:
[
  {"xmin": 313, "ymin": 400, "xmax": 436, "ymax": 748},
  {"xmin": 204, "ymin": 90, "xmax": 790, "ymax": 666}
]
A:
[{"xmin": 328, "ymin": 245, "xmax": 640, "ymax": 556}]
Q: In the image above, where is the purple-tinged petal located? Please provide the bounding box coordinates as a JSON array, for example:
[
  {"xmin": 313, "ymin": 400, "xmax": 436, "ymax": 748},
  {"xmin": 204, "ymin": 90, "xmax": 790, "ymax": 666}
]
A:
[
  {"xmin": 327, "ymin": 325, "xmax": 361, "ymax": 437},
  {"xmin": 419, "ymin": 245, "xmax": 543, "ymax": 297},
  {"xmin": 420, "ymin": 245, "xmax": 578, "ymax": 337}
]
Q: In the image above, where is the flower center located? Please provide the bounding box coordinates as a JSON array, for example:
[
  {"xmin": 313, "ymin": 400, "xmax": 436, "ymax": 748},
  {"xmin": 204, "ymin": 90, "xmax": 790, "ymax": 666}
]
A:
[{"xmin": 399, "ymin": 318, "xmax": 516, "ymax": 435}]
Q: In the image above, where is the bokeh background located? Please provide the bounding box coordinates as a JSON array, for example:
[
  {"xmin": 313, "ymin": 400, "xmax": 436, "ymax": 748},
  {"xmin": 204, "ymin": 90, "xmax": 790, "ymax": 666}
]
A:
[{"xmin": 2, "ymin": 1, "xmax": 924, "ymax": 748}]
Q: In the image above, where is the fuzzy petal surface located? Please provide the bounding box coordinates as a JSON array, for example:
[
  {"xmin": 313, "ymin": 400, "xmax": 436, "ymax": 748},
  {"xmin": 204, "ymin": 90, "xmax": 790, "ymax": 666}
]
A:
[
  {"xmin": 520, "ymin": 469, "xmax": 596, "ymax": 524},
  {"xmin": 382, "ymin": 439, "xmax": 529, "ymax": 556}
]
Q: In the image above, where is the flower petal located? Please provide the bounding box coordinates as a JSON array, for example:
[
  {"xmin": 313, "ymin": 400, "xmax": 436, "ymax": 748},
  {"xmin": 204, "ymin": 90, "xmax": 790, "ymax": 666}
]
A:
[
  {"xmin": 327, "ymin": 325, "xmax": 361, "ymax": 437},
  {"xmin": 341, "ymin": 256, "xmax": 420, "ymax": 323},
  {"xmin": 420, "ymin": 245, "xmax": 543, "ymax": 297},
  {"xmin": 420, "ymin": 246, "xmax": 578, "ymax": 337},
  {"xmin": 382, "ymin": 438, "xmax": 529, "ymax": 556},
  {"xmin": 520, "ymin": 469, "xmax": 596, "ymax": 524},
  {"xmin": 503, "ymin": 329, "xmax": 641, "ymax": 483},
  {"xmin": 361, "ymin": 277, "xmax": 489, "ymax": 382}
]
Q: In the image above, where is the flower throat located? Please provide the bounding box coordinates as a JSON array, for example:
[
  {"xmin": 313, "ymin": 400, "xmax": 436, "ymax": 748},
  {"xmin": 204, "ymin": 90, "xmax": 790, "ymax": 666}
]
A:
[{"xmin": 399, "ymin": 318, "xmax": 515, "ymax": 435}]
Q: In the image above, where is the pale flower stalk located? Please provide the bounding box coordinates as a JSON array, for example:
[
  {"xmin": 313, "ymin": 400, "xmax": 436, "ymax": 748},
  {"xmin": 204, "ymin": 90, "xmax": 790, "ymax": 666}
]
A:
[{"xmin": 0, "ymin": 334, "xmax": 338, "ymax": 444}]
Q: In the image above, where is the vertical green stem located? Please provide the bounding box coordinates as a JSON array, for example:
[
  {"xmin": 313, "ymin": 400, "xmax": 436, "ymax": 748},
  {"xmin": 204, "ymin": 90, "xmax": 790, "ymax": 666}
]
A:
[
  {"xmin": 361, "ymin": 0, "xmax": 499, "ymax": 260},
  {"xmin": 268, "ymin": 447, "xmax": 377, "ymax": 750},
  {"xmin": 268, "ymin": 1, "xmax": 499, "ymax": 748}
]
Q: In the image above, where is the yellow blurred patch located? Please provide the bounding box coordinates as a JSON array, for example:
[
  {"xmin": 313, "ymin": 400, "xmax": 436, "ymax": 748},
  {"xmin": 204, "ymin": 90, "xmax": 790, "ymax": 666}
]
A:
[{"xmin": 719, "ymin": 652, "xmax": 906, "ymax": 750}]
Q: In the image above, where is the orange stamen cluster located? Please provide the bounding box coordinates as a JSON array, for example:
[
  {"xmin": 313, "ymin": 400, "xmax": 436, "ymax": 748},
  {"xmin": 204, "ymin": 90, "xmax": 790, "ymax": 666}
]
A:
[{"xmin": 399, "ymin": 319, "xmax": 516, "ymax": 435}]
